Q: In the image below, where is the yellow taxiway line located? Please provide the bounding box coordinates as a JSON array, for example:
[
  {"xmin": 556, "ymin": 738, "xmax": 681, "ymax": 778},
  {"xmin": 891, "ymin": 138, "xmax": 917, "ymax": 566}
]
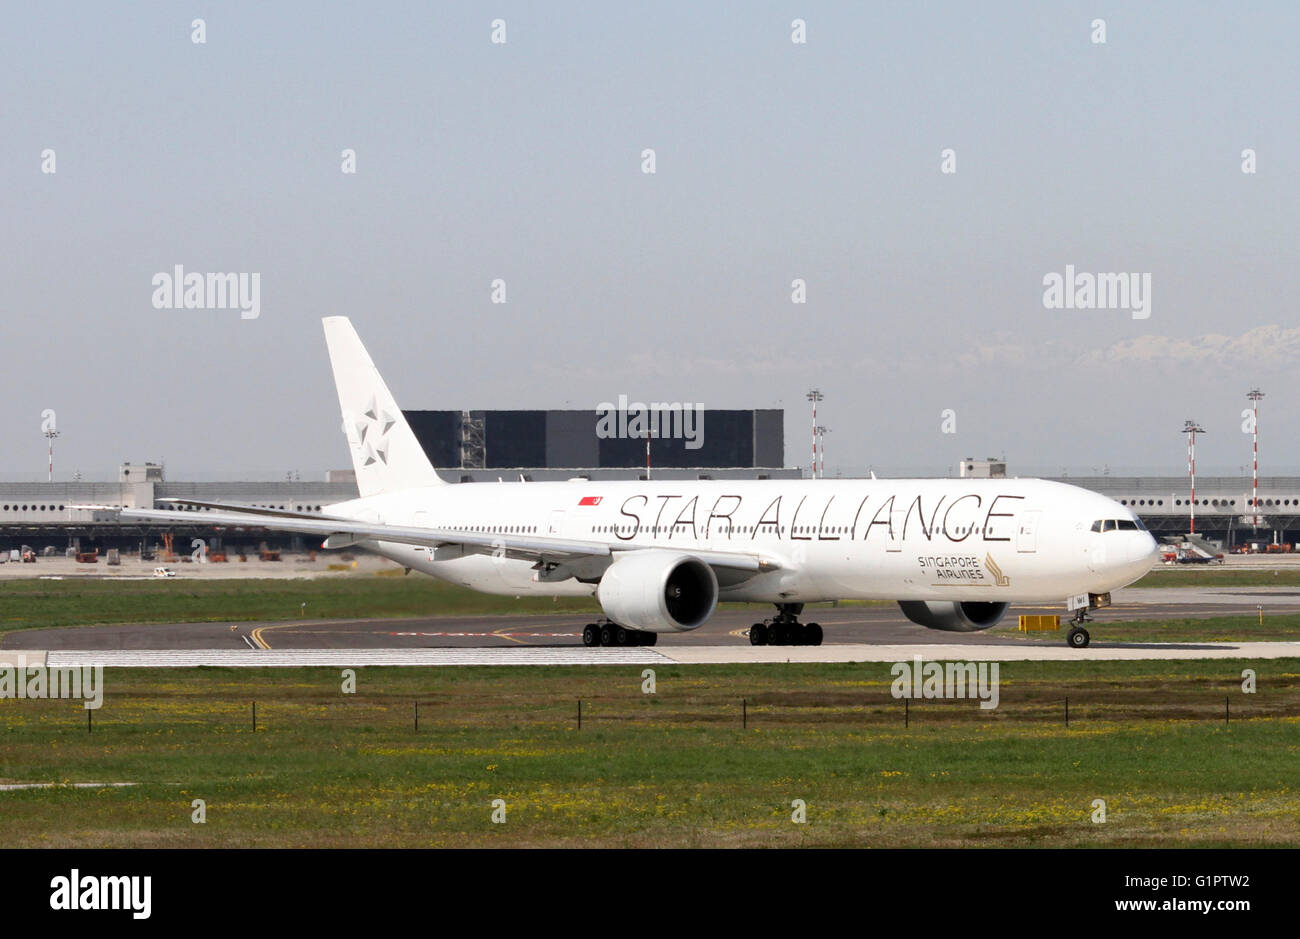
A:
[{"xmin": 249, "ymin": 623, "xmax": 304, "ymax": 650}]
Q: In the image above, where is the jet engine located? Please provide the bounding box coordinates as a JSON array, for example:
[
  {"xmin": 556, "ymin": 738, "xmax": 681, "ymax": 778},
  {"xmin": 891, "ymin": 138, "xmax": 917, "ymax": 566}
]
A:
[
  {"xmin": 897, "ymin": 600, "xmax": 1009, "ymax": 632},
  {"xmin": 596, "ymin": 551, "xmax": 718, "ymax": 632}
]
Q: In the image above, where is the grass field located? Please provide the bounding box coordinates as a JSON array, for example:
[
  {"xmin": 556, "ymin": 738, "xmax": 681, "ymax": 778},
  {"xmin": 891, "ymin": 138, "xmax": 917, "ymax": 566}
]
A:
[
  {"xmin": 1005, "ymin": 613, "xmax": 1300, "ymax": 643},
  {"xmin": 4, "ymin": 572, "xmax": 1300, "ymax": 644},
  {"xmin": 0, "ymin": 576, "xmax": 889, "ymax": 636},
  {"xmin": 0, "ymin": 575, "xmax": 602, "ymax": 634},
  {"xmin": 7, "ymin": 564, "xmax": 1300, "ymax": 637},
  {"xmin": 2, "ymin": 660, "xmax": 1297, "ymax": 847},
  {"xmin": 1133, "ymin": 568, "xmax": 1300, "ymax": 587}
]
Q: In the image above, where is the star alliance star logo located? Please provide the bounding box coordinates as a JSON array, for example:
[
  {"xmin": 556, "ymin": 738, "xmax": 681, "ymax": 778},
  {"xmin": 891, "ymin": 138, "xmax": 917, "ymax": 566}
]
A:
[{"xmin": 353, "ymin": 396, "xmax": 396, "ymax": 466}]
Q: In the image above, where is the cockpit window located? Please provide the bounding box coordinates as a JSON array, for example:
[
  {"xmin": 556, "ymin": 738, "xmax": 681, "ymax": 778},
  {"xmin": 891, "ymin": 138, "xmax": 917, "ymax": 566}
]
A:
[{"xmin": 1091, "ymin": 518, "xmax": 1146, "ymax": 533}]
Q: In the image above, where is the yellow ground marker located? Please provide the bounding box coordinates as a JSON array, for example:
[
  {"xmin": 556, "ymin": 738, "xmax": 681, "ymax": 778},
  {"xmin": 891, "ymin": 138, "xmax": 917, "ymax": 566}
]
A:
[{"xmin": 1018, "ymin": 614, "xmax": 1061, "ymax": 632}]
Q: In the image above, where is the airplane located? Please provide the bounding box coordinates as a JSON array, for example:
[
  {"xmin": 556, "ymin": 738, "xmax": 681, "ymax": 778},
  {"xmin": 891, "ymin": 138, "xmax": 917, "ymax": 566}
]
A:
[{"xmin": 118, "ymin": 317, "xmax": 1160, "ymax": 649}]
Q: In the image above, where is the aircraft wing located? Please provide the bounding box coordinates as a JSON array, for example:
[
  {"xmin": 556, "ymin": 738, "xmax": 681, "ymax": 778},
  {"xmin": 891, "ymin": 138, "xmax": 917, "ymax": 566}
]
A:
[
  {"xmin": 115, "ymin": 506, "xmax": 781, "ymax": 575},
  {"xmin": 153, "ymin": 498, "xmax": 343, "ymax": 520}
]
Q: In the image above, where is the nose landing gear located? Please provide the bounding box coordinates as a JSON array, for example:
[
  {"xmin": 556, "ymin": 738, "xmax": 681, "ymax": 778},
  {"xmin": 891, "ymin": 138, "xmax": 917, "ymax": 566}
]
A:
[{"xmin": 1065, "ymin": 609, "xmax": 1091, "ymax": 648}]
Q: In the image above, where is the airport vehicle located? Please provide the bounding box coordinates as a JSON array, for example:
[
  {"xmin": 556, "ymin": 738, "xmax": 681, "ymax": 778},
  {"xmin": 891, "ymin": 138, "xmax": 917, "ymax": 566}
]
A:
[
  {"xmin": 153, "ymin": 567, "xmax": 176, "ymax": 578},
  {"xmin": 1168, "ymin": 550, "xmax": 1226, "ymax": 565},
  {"xmin": 116, "ymin": 317, "xmax": 1159, "ymax": 648},
  {"xmin": 1161, "ymin": 535, "xmax": 1226, "ymax": 565}
]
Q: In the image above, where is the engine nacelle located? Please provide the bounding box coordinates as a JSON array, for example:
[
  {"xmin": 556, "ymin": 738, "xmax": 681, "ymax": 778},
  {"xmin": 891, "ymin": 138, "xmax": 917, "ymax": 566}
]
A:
[
  {"xmin": 897, "ymin": 600, "xmax": 1009, "ymax": 633},
  {"xmin": 596, "ymin": 551, "xmax": 718, "ymax": 632}
]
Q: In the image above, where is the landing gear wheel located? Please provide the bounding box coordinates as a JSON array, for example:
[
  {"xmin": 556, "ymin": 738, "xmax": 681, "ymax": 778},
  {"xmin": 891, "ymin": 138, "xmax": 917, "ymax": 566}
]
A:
[
  {"xmin": 582, "ymin": 623, "xmax": 600, "ymax": 647},
  {"xmin": 614, "ymin": 626, "xmax": 629, "ymax": 646},
  {"xmin": 762, "ymin": 602, "xmax": 809, "ymax": 646},
  {"xmin": 599, "ymin": 624, "xmax": 614, "ymax": 646},
  {"xmin": 749, "ymin": 623, "xmax": 768, "ymax": 646},
  {"xmin": 642, "ymin": 631, "xmax": 657, "ymax": 646},
  {"xmin": 1067, "ymin": 626, "xmax": 1091, "ymax": 649},
  {"xmin": 807, "ymin": 622, "xmax": 823, "ymax": 646}
]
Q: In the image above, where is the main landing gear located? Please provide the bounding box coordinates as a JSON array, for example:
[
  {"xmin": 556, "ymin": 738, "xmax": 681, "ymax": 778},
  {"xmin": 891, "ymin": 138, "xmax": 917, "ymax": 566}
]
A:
[
  {"xmin": 749, "ymin": 603, "xmax": 824, "ymax": 647},
  {"xmin": 1066, "ymin": 609, "xmax": 1091, "ymax": 649},
  {"xmin": 582, "ymin": 621, "xmax": 658, "ymax": 647}
]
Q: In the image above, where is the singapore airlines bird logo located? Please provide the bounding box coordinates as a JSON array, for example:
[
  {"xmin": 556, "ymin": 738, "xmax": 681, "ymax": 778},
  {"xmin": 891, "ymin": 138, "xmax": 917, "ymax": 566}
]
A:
[
  {"xmin": 353, "ymin": 396, "xmax": 396, "ymax": 466},
  {"xmin": 984, "ymin": 554, "xmax": 1010, "ymax": 587}
]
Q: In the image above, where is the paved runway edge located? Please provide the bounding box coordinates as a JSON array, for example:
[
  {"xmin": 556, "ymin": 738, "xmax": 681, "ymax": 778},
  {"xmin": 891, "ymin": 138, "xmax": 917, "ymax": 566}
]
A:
[{"xmin": 22, "ymin": 641, "xmax": 1300, "ymax": 668}]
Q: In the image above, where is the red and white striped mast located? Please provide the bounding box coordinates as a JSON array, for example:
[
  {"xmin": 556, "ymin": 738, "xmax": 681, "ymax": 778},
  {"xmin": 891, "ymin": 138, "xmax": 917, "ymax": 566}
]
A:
[
  {"xmin": 806, "ymin": 390, "xmax": 823, "ymax": 479},
  {"xmin": 1182, "ymin": 420, "xmax": 1205, "ymax": 535},
  {"xmin": 1247, "ymin": 389, "xmax": 1263, "ymax": 527},
  {"xmin": 43, "ymin": 428, "xmax": 59, "ymax": 482}
]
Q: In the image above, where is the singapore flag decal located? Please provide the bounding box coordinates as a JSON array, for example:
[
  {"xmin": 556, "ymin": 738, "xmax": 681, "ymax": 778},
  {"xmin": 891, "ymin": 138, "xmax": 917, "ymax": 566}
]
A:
[{"xmin": 578, "ymin": 496, "xmax": 602, "ymax": 506}]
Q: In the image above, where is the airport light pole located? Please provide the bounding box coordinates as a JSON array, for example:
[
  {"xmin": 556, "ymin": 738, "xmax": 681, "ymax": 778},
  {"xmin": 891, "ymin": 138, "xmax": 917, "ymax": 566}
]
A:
[
  {"xmin": 806, "ymin": 390, "xmax": 823, "ymax": 479},
  {"xmin": 1247, "ymin": 389, "xmax": 1264, "ymax": 528},
  {"xmin": 816, "ymin": 426, "xmax": 830, "ymax": 478},
  {"xmin": 43, "ymin": 429, "xmax": 59, "ymax": 482},
  {"xmin": 1182, "ymin": 420, "xmax": 1205, "ymax": 536}
]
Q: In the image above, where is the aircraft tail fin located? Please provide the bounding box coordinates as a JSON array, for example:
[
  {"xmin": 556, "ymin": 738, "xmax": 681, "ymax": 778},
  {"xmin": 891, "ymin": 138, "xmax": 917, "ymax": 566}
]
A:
[{"xmin": 322, "ymin": 316, "xmax": 446, "ymax": 497}]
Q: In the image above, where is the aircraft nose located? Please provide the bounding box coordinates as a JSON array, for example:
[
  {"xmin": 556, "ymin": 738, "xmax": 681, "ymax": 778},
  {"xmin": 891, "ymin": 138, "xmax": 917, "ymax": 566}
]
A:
[{"xmin": 1129, "ymin": 532, "xmax": 1159, "ymax": 565}]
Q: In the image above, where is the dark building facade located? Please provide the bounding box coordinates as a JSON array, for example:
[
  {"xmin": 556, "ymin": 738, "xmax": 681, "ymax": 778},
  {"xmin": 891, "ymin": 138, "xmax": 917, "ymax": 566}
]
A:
[{"xmin": 403, "ymin": 409, "xmax": 785, "ymax": 471}]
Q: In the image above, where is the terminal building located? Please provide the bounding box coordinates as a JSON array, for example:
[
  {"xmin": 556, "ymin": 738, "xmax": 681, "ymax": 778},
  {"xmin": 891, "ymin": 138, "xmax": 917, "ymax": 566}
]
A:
[
  {"xmin": 952, "ymin": 458, "xmax": 1300, "ymax": 543},
  {"xmin": 0, "ymin": 408, "xmax": 792, "ymax": 553},
  {"xmin": 1044, "ymin": 476, "xmax": 1300, "ymax": 540},
  {"xmin": 3, "ymin": 429, "xmax": 1299, "ymax": 553}
]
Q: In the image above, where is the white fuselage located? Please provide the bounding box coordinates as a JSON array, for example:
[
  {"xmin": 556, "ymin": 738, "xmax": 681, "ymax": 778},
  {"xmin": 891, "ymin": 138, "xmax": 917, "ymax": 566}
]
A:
[{"xmin": 326, "ymin": 477, "xmax": 1159, "ymax": 606}]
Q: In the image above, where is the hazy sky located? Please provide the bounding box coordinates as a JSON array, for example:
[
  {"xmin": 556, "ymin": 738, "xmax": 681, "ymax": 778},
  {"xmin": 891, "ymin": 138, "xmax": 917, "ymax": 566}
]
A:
[{"xmin": 3, "ymin": 2, "xmax": 1298, "ymax": 480}]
